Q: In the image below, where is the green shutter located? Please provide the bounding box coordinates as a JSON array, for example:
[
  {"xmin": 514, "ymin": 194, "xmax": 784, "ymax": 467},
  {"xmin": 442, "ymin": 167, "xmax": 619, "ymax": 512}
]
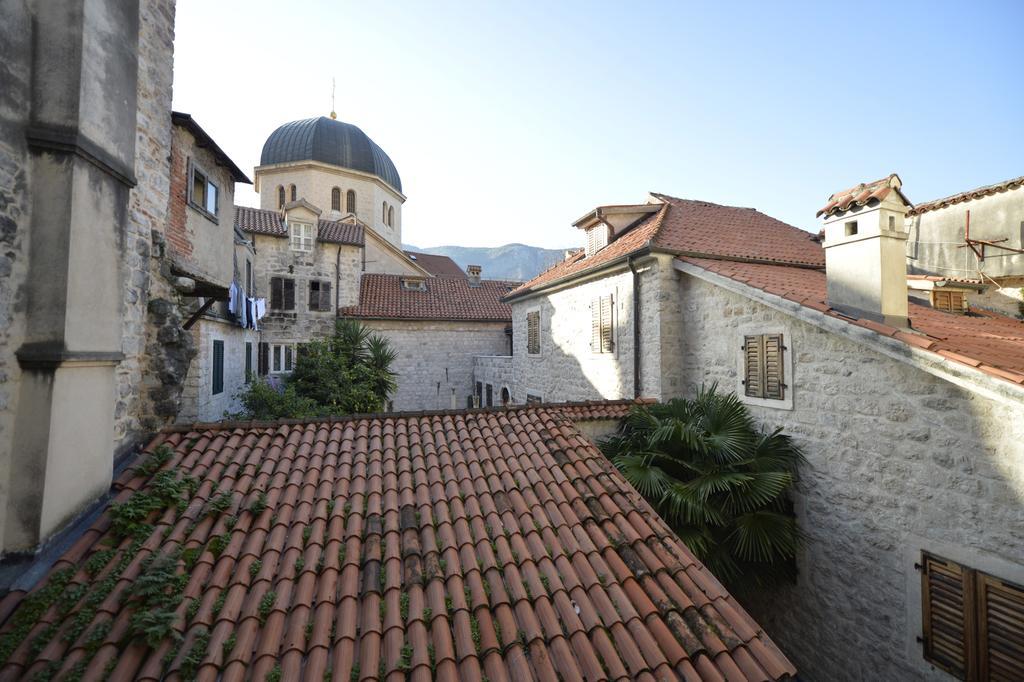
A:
[{"xmin": 212, "ymin": 340, "xmax": 224, "ymax": 395}]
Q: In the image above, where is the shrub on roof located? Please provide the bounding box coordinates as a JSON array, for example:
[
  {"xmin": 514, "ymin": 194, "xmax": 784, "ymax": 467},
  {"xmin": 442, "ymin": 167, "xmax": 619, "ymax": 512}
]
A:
[
  {"xmin": 600, "ymin": 383, "xmax": 804, "ymax": 587},
  {"xmin": 235, "ymin": 319, "xmax": 397, "ymax": 419}
]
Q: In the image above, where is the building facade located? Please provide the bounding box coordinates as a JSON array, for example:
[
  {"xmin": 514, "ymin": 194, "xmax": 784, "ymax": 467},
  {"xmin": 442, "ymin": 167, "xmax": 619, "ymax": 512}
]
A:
[{"xmin": 489, "ymin": 189, "xmax": 1024, "ymax": 680}]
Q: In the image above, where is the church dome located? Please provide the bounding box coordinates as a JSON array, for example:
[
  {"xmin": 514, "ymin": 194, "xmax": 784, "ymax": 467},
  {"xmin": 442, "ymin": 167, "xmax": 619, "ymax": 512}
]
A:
[{"xmin": 260, "ymin": 116, "xmax": 402, "ymax": 193}]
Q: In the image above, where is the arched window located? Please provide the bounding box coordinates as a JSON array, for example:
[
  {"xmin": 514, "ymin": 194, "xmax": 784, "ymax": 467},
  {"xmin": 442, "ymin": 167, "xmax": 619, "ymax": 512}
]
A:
[
  {"xmin": 331, "ymin": 187, "xmax": 341, "ymax": 211},
  {"xmin": 289, "ymin": 184, "xmax": 297, "ymax": 202},
  {"xmin": 277, "ymin": 185, "xmax": 285, "ymax": 209},
  {"xmin": 500, "ymin": 387, "xmax": 510, "ymax": 406},
  {"xmin": 382, "ymin": 201, "xmax": 387, "ymax": 224},
  {"xmin": 388, "ymin": 206, "xmax": 395, "ymax": 227},
  {"xmin": 346, "ymin": 190, "xmax": 356, "ymax": 214}
]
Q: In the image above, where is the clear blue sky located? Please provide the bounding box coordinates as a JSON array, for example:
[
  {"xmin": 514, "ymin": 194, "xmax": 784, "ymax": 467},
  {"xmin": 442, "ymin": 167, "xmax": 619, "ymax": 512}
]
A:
[{"xmin": 172, "ymin": 0, "xmax": 1024, "ymax": 249}]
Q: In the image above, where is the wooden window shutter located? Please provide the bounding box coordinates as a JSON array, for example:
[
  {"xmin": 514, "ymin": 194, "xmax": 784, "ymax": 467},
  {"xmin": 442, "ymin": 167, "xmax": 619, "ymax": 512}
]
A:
[
  {"xmin": 527, "ymin": 311, "xmax": 540, "ymax": 355},
  {"xmin": 591, "ymin": 298, "xmax": 601, "ymax": 351},
  {"xmin": 743, "ymin": 335, "xmax": 763, "ymax": 398},
  {"xmin": 922, "ymin": 553, "xmax": 972, "ymax": 679},
  {"xmin": 320, "ymin": 282, "xmax": 332, "ymax": 312},
  {"xmin": 764, "ymin": 333, "xmax": 784, "ymax": 399},
  {"xmin": 283, "ymin": 278, "xmax": 295, "ymax": 310},
  {"xmin": 258, "ymin": 342, "xmax": 269, "ymax": 375},
  {"xmin": 245, "ymin": 342, "xmax": 252, "ymax": 383},
  {"xmin": 212, "ymin": 340, "xmax": 224, "ymax": 395},
  {"xmin": 601, "ymin": 295, "xmax": 614, "ymax": 353},
  {"xmin": 270, "ymin": 277, "xmax": 283, "ymax": 310},
  {"xmin": 977, "ymin": 572, "xmax": 1024, "ymax": 681},
  {"xmin": 308, "ymin": 281, "xmax": 319, "ymax": 310}
]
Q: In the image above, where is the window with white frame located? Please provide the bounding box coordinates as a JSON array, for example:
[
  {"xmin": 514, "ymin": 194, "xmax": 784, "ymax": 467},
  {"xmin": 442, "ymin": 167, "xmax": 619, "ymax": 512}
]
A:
[
  {"xmin": 270, "ymin": 344, "xmax": 295, "ymax": 374},
  {"xmin": 289, "ymin": 222, "xmax": 314, "ymax": 252},
  {"xmin": 188, "ymin": 160, "xmax": 219, "ymax": 218}
]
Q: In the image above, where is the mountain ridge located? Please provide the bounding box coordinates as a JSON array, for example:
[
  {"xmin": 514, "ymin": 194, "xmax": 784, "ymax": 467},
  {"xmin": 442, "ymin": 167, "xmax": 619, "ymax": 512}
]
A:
[{"xmin": 403, "ymin": 242, "xmax": 573, "ymax": 281}]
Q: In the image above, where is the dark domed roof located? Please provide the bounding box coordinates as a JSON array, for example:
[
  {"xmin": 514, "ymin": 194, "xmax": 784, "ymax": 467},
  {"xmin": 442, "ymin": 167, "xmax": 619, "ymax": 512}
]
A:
[{"xmin": 260, "ymin": 117, "xmax": 402, "ymax": 193}]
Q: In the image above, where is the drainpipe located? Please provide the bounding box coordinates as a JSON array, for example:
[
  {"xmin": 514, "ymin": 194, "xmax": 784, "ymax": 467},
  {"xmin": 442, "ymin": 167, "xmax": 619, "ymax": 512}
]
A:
[
  {"xmin": 628, "ymin": 255, "xmax": 641, "ymax": 398},
  {"xmin": 336, "ymin": 245, "xmax": 341, "ymax": 314}
]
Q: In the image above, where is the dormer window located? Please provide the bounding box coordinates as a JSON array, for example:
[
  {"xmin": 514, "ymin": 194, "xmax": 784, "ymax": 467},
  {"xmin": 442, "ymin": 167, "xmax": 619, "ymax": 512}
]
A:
[
  {"xmin": 400, "ymin": 277, "xmax": 427, "ymax": 291},
  {"xmin": 585, "ymin": 225, "xmax": 609, "ymax": 257},
  {"xmin": 289, "ymin": 222, "xmax": 314, "ymax": 252}
]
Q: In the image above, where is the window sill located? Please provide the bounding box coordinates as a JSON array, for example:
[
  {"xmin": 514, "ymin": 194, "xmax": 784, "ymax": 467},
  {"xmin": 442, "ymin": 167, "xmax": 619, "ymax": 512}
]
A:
[{"xmin": 187, "ymin": 201, "xmax": 219, "ymax": 224}]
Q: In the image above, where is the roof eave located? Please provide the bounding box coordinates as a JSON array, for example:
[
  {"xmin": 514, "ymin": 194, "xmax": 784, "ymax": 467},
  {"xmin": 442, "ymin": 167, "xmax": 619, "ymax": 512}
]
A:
[{"xmin": 171, "ymin": 111, "xmax": 252, "ymax": 184}]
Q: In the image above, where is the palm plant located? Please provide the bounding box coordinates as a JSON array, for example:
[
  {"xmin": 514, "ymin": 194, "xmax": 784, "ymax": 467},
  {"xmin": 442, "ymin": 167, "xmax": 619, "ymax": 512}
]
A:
[{"xmin": 600, "ymin": 384, "xmax": 804, "ymax": 586}]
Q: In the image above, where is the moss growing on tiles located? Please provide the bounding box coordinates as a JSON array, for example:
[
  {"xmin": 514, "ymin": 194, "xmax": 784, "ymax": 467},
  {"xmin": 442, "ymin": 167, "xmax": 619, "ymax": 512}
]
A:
[
  {"xmin": 349, "ymin": 662, "xmax": 360, "ymax": 682},
  {"xmin": 399, "ymin": 591, "xmax": 409, "ymax": 621},
  {"xmin": 302, "ymin": 525, "xmax": 312, "ymax": 547},
  {"xmin": 249, "ymin": 491, "xmax": 269, "ymax": 515},
  {"xmin": 249, "ymin": 559, "xmax": 262, "ymax": 579},
  {"xmin": 206, "ymin": 491, "xmax": 234, "ymax": 517},
  {"xmin": 179, "ymin": 627, "xmax": 210, "ymax": 680},
  {"xmin": 212, "ymin": 590, "xmax": 226, "ymax": 617},
  {"xmin": 266, "ymin": 664, "xmax": 283, "ymax": 682},
  {"xmin": 258, "ymin": 591, "xmax": 276, "ymax": 625},
  {"xmin": 135, "ymin": 444, "xmax": 174, "ymax": 477},
  {"xmin": 222, "ymin": 631, "xmax": 237, "ymax": 658},
  {"xmin": 207, "ymin": 534, "xmax": 229, "ymax": 559},
  {"xmin": 0, "ymin": 566, "xmax": 75, "ymax": 663},
  {"xmin": 126, "ymin": 551, "xmax": 186, "ymax": 647},
  {"xmin": 539, "ymin": 575, "xmax": 550, "ymax": 594},
  {"xmin": 398, "ymin": 642, "xmax": 413, "ymax": 671},
  {"xmin": 470, "ymin": 614, "xmax": 481, "ymax": 653}
]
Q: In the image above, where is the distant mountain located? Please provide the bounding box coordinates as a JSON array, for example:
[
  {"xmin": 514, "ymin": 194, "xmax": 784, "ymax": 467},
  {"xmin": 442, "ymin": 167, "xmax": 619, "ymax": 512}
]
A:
[{"xmin": 402, "ymin": 243, "xmax": 572, "ymax": 282}]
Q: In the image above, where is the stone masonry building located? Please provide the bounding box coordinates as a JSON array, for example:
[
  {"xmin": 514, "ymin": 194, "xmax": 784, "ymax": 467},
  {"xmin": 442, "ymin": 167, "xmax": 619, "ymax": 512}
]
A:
[{"xmin": 486, "ymin": 187, "xmax": 1024, "ymax": 680}]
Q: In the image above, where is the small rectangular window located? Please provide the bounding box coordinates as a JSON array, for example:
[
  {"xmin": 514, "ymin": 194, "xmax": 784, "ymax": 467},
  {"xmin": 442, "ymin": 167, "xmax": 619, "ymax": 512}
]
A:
[
  {"xmin": 526, "ymin": 310, "xmax": 541, "ymax": 355},
  {"xmin": 188, "ymin": 161, "xmax": 219, "ymax": 219},
  {"xmin": 309, "ymin": 280, "xmax": 332, "ymax": 311},
  {"xmin": 486, "ymin": 384, "xmax": 493, "ymax": 407},
  {"xmin": 591, "ymin": 295, "xmax": 614, "ymax": 353},
  {"xmin": 270, "ymin": 277, "xmax": 295, "ymax": 311},
  {"xmin": 289, "ymin": 222, "xmax": 314, "ymax": 252},
  {"xmin": 270, "ymin": 343, "xmax": 295, "ymax": 374},
  {"xmin": 920, "ymin": 552, "xmax": 1024, "ymax": 680},
  {"xmin": 526, "ymin": 394, "xmax": 542, "ymax": 405},
  {"xmin": 245, "ymin": 260, "xmax": 253, "ymax": 293},
  {"xmin": 743, "ymin": 333, "xmax": 785, "ymax": 400},
  {"xmin": 844, "ymin": 221, "xmax": 858, "ymax": 236},
  {"xmin": 212, "ymin": 340, "xmax": 224, "ymax": 395},
  {"xmin": 243, "ymin": 339, "xmax": 251, "ymax": 382}
]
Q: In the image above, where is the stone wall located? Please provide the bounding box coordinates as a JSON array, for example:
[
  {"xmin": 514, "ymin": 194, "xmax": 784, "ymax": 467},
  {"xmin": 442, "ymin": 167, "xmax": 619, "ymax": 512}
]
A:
[
  {"xmin": 253, "ymin": 233, "xmax": 362, "ymax": 343},
  {"xmin": 473, "ymin": 355, "xmax": 514, "ymax": 404},
  {"xmin": 0, "ymin": 0, "xmax": 33, "ymax": 552},
  {"xmin": 509, "ymin": 253, "xmax": 681, "ymax": 403},
  {"xmin": 116, "ymin": 0, "xmax": 180, "ymax": 453},
  {"xmin": 677, "ymin": 270, "xmax": 1024, "ymax": 681},
  {"xmin": 256, "ymin": 163, "xmax": 403, "ymax": 248},
  {"xmin": 359, "ymin": 319, "xmax": 509, "ymax": 411}
]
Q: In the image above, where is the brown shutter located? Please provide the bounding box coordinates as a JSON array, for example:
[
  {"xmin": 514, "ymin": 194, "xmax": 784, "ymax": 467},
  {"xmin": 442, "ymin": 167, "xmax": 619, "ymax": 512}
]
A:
[
  {"xmin": 743, "ymin": 335, "xmax": 763, "ymax": 398},
  {"xmin": 978, "ymin": 572, "xmax": 1024, "ymax": 681},
  {"xmin": 270, "ymin": 277, "xmax": 283, "ymax": 310},
  {"xmin": 591, "ymin": 298, "xmax": 601, "ymax": 351},
  {"xmin": 283, "ymin": 278, "xmax": 295, "ymax": 310},
  {"xmin": 922, "ymin": 553, "xmax": 971, "ymax": 679},
  {"xmin": 308, "ymin": 281, "xmax": 319, "ymax": 310},
  {"xmin": 764, "ymin": 333, "xmax": 785, "ymax": 399},
  {"xmin": 601, "ymin": 295, "xmax": 614, "ymax": 353},
  {"xmin": 258, "ymin": 342, "xmax": 269, "ymax": 376},
  {"xmin": 321, "ymin": 282, "xmax": 332, "ymax": 312},
  {"xmin": 527, "ymin": 311, "xmax": 540, "ymax": 355}
]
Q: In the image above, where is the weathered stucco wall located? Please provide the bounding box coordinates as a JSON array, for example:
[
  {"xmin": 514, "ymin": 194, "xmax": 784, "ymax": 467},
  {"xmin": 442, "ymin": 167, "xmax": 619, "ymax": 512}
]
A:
[
  {"xmin": 907, "ymin": 185, "xmax": 1024, "ymax": 281},
  {"xmin": 677, "ymin": 271, "xmax": 1024, "ymax": 681},
  {"xmin": 180, "ymin": 317, "xmax": 257, "ymax": 423},
  {"xmin": 359, "ymin": 319, "xmax": 509, "ymax": 411}
]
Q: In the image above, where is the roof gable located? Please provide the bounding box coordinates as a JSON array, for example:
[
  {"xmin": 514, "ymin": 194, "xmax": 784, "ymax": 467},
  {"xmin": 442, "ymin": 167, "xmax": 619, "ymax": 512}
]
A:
[{"xmin": 234, "ymin": 206, "xmax": 364, "ymax": 247}]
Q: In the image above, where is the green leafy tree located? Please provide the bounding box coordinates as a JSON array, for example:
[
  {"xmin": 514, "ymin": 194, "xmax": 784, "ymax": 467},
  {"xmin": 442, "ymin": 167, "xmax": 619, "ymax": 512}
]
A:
[
  {"xmin": 600, "ymin": 384, "xmax": 804, "ymax": 586},
  {"xmin": 236, "ymin": 319, "xmax": 397, "ymax": 419}
]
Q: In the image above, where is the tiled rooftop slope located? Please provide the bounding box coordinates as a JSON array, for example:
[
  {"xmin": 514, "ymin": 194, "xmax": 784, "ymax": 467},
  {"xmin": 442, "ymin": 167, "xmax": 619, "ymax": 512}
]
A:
[{"xmin": 0, "ymin": 405, "xmax": 794, "ymax": 681}]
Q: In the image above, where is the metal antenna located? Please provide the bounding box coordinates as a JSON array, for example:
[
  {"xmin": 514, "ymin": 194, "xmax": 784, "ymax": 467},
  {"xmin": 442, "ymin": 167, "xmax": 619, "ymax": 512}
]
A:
[{"xmin": 330, "ymin": 78, "xmax": 337, "ymax": 119}]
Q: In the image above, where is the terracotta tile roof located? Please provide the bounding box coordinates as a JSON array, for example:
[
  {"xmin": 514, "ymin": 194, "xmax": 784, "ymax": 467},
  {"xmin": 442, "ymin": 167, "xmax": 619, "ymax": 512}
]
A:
[
  {"xmin": 403, "ymin": 252, "xmax": 467, "ymax": 278},
  {"xmin": 680, "ymin": 257, "xmax": 1024, "ymax": 386},
  {"xmin": 816, "ymin": 173, "xmax": 913, "ymax": 218},
  {"xmin": 508, "ymin": 194, "xmax": 822, "ymax": 299},
  {"xmin": 235, "ymin": 206, "xmax": 365, "ymax": 246},
  {"xmin": 908, "ymin": 174, "xmax": 1024, "ymax": 216},
  {"xmin": 341, "ymin": 274, "xmax": 515, "ymax": 322},
  {"xmin": 0, "ymin": 407, "xmax": 795, "ymax": 681}
]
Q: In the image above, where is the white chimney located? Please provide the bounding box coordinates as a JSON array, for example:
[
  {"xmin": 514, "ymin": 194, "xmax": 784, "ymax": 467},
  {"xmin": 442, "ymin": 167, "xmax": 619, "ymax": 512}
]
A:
[
  {"xmin": 818, "ymin": 174, "xmax": 912, "ymax": 327},
  {"xmin": 467, "ymin": 264, "xmax": 482, "ymax": 287}
]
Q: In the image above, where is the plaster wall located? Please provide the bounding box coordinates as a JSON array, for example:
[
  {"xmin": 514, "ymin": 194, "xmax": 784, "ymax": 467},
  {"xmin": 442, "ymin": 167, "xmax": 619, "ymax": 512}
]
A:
[
  {"xmin": 255, "ymin": 163, "xmax": 403, "ymax": 248},
  {"xmin": 180, "ymin": 318, "xmax": 257, "ymax": 423},
  {"xmin": 358, "ymin": 319, "xmax": 509, "ymax": 411},
  {"xmin": 677, "ymin": 271, "xmax": 1024, "ymax": 681},
  {"xmin": 166, "ymin": 124, "xmax": 236, "ymax": 287},
  {"xmin": 907, "ymin": 186, "xmax": 1024, "ymax": 281}
]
